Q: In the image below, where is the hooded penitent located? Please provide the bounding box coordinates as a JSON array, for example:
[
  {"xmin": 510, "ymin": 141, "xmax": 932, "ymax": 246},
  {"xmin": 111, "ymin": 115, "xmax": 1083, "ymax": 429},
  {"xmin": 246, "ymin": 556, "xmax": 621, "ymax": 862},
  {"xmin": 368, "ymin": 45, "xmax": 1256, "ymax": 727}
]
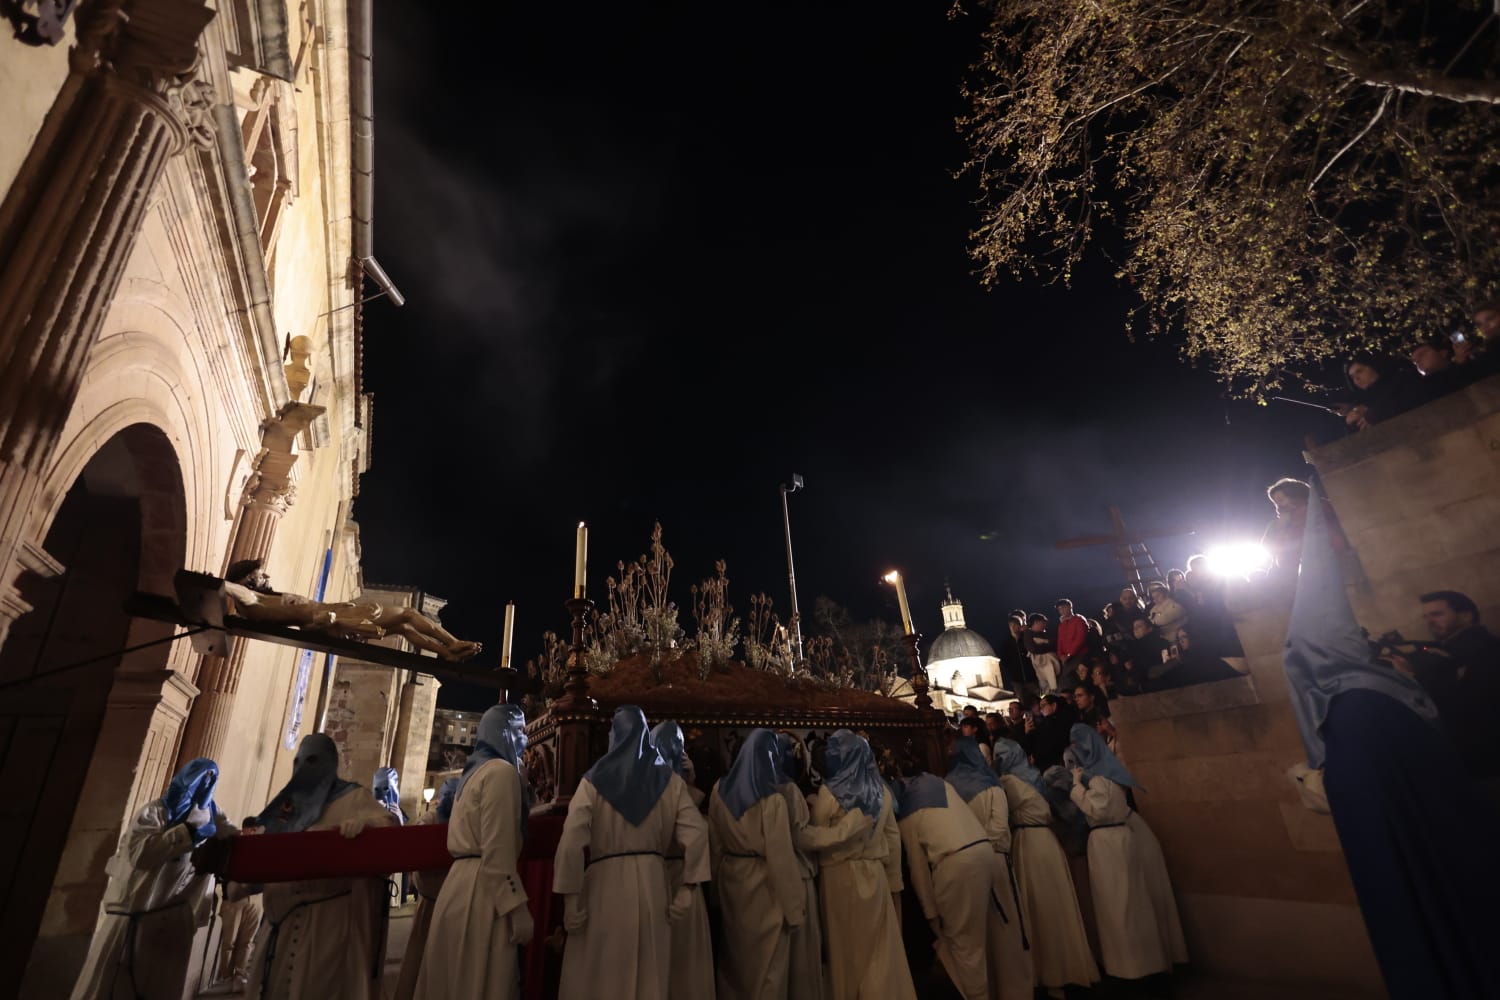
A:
[
  {"xmin": 822, "ymin": 729, "xmax": 886, "ymax": 826},
  {"xmin": 584, "ymin": 705, "xmax": 674, "ymax": 826},
  {"xmin": 892, "ymin": 771, "xmax": 949, "ymax": 820},
  {"xmin": 719, "ymin": 729, "xmax": 781, "ymax": 820},
  {"xmin": 434, "ymin": 777, "xmax": 460, "ymax": 824},
  {"xmin": 255, "ymin": 733, "xmax": 360, "ymax": 834},
  {"xmin": 457, "ymin": 704, "xmax": 528, "ymax": 801},
  {"xmin": 650, "ymin": 719, "xmax": 688, "ymax": 777},
  {"xmin": 992, "ymin": 737, "xmax": 1043, "ymax": 792},
  {"xmin": 946, "ymin": 736, "xmax": 1001, "ymax": 802},
  {"xmin": 773, "ymin": 731, "xmax": 804, "ymax": 785},
  {"xmin": 1283, "ymin": 496, "xmax": 1438, "ymax": 769},
  {"xmin": 1067, "ymin": 724, "xmax": 1140, "ymax": 789},
  {"xmin": 163, "ymin": 757, "xmax": 219, "ymax": 844},
  {"xmin": 373, "ymin": 767, "xmax": 401, "ymax": 814}
]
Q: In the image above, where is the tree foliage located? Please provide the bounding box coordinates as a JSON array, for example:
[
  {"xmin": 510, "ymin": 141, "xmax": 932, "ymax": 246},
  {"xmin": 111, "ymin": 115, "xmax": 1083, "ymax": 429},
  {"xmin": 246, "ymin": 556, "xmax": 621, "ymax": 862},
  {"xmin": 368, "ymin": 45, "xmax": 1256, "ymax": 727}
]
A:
[{"xmin": 959, "ymin": 0, "xmax": 1500, "ymax": 393}]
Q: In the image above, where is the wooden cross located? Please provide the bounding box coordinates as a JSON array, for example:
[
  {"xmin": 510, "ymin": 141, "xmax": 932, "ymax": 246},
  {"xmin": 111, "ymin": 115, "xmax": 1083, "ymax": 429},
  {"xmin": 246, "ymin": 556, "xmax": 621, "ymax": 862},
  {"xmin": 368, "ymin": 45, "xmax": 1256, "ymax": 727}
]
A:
[{"xmin": 1054, "ymin": 505, "xmax": 1196, "ymax": 589}]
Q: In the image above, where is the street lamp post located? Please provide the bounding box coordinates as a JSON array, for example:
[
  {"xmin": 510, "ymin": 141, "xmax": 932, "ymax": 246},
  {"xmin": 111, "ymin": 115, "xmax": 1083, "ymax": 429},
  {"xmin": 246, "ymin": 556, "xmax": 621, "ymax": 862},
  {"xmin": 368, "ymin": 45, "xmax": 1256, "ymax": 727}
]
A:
[{"xmin": 780, "ymin": 474, "xmax": 805, "ymax": 663}]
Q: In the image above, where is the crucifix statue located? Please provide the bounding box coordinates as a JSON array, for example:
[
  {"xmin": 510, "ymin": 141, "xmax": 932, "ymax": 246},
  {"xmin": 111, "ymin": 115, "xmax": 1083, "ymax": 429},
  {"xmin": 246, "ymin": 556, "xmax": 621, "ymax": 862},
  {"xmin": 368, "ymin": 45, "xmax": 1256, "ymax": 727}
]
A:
[
  {"xmin": 1054, "ymin": 505, "xmax": 1196, "ymax": 589},
  {"xmin": 223, "ymin": 559, "xmax": 482, "ymax": 661}
]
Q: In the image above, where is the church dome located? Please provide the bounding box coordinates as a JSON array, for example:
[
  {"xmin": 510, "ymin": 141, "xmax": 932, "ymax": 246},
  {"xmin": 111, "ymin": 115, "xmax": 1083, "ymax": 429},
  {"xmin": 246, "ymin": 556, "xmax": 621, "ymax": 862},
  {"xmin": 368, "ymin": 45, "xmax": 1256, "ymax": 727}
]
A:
[
  {"xmin": 927, "ymin": 589, "xmax": 996, "ymax": 663},
  {"xmin": 928, "ymin": 627, "xmax": 996, "ymax": 663}
]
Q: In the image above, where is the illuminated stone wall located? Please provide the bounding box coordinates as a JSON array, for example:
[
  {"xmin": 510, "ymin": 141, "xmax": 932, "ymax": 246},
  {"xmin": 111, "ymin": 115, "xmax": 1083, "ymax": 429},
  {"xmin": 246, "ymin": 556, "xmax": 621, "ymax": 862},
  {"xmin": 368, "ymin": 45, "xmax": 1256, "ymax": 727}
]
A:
[{"xmin": 1311, "ymin": 372, "xmax": 1500, "ymax": 638}]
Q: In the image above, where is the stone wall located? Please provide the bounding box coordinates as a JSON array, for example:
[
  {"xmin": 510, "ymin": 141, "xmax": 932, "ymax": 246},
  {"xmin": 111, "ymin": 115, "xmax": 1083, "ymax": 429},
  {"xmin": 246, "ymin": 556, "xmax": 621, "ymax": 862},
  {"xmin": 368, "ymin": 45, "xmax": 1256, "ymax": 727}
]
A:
[
  {"xmin": 1111, "ymin": 584, "xmax": 1383, "ymax": 996},
  {"xmin": 1310, "ymin": 372, "xmax": 1500, "ymax": 637}
]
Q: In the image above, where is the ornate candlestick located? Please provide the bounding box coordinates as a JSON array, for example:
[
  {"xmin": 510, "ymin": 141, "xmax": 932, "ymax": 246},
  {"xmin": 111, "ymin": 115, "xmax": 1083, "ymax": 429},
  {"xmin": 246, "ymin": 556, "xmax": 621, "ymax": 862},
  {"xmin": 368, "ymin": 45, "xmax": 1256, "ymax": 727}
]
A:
[
  {"xmin": 549, "ymin": 595, "xmax": 598, "ymax": 807},
  {"xmin": 557, "ymin": 596, "xmax": 596, "ymax": 709},
  {"xmin": 901, "ymin": 631, "xmax": 933, "ymax": 712}
]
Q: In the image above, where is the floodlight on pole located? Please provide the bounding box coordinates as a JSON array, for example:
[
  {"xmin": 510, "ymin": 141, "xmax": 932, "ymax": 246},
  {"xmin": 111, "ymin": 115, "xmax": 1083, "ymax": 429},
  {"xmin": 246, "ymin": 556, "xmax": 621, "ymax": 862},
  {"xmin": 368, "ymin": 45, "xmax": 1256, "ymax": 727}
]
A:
[{"xmin": 780, "ymin": 475, "xmax": 805, "ymax": 663}]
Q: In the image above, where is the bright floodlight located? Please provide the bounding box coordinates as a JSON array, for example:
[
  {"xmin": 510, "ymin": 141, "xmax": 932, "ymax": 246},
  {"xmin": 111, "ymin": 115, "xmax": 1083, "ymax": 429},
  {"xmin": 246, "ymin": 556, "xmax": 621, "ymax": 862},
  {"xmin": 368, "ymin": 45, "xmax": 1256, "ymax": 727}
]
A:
[{"xmin": 1204, "ymin": 542, "xmax": 1271, "ymax": 578}]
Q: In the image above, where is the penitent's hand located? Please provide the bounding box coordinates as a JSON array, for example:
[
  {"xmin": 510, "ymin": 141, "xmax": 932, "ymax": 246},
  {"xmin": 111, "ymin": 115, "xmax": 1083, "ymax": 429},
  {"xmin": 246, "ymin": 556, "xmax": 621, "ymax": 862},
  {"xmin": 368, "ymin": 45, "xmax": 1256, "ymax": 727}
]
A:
[
  {"xmin": 667, "ymin": 886, "xmax": 695, "ymax": 923},
  {"xmin": 508, "ymin": 905, "xmax": 535, "ymax": 945},
  {"xmin": 563, "ymin": 893, "xmax": 587, "ymax": 932},
  {"xmin": 339, "ymin": 817, "xmax": 373, "ymax": 839}
]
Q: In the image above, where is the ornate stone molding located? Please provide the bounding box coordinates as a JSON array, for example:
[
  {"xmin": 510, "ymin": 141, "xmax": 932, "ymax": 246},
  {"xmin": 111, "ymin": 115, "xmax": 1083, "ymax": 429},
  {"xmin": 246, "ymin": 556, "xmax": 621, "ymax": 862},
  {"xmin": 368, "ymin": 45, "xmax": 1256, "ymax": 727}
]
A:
[{"xmin": 70, "ymin": 0, "xmax": 218, "ymax": 154}]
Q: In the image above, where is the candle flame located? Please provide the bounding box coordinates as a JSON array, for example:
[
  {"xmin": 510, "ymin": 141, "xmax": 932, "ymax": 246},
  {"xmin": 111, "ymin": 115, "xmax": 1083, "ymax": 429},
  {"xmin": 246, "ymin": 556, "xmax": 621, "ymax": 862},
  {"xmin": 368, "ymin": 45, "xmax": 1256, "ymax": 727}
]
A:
[{"xmin": 883, "ymin": 571, "xmax": 900, "ymax": 583}]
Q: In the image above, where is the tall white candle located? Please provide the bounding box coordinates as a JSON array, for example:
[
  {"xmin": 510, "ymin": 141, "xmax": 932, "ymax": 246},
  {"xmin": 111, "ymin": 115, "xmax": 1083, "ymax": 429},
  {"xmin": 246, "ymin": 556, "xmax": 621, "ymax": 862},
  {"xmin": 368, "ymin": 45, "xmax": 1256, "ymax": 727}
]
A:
[
  {"xmin": 500, "ymin": 601, "xmax": 515, "ymax": 669},
  {"xmin": 885, "ymin": 570, "xmax": 915, "ymax": 634},
  {"xmin": 574, "ymin": 522, "xmax": 588, "ymax": 599}
]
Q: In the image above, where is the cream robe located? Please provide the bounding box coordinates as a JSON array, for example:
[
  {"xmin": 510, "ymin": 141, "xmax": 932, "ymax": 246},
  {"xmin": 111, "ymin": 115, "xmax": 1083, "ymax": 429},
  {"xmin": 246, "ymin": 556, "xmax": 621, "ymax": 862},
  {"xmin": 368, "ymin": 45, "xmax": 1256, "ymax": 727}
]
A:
[
  {"xmin": 962, "ymin": 786, "xmax": 1034, "ymax": 1000},
  {"xmin": 415, "ymin": 759, "xmax": 529, "ymax": 1000},
  {"xmin": 392, "ymin": 811, "xmax": 448, "ymax": 1000},
  {"xmin": 781, "ymin": 781, "xmax": 873, "ymax": 1000},
  {"xmin": 809, "ymin": 785, "xmax": 916, "ymax": 1000},
  {"xmin": 1069, "ymin": 776, "xmax": 1169, "ymax": 980},
  {"xmin": 709, "ymin": 785, "xmax": 805, "ymax": 1000},
  {"xmin": 664, "ymin": 785, "xmax": 713, "ymax": 1000},
  {"xmin": 1126, "ymin": 811, "xmax": 1188, "ymax": 966},
  {"xmin": 999, "ymin": 775, "xmax": 1098, "ymax": 989},
  {"xmin": 70, "ymin": 803, "xmax": 226, "ymax": 1000},
  {"xmin": 245, "ymin": 791, "xmax": 396, "ymax": 1000},
  {"xmin": 554, "ymin": 774, "xmax": 710, "ymax": 1000},
  {"xmin": 899, "ymin": 783, "xmax": 996, "ymax": 1000}
]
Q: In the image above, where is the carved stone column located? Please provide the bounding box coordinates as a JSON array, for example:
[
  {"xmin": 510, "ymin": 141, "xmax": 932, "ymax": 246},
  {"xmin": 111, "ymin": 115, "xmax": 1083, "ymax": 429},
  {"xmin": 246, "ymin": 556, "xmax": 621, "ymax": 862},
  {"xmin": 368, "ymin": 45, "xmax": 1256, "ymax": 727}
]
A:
[
  {"xmin": 176, "ymin": 402, "xmax": 322, "ymax": 766},
  {"xmin": 0, "ymin": 0, "xmax": 217, "ymax": 648}
]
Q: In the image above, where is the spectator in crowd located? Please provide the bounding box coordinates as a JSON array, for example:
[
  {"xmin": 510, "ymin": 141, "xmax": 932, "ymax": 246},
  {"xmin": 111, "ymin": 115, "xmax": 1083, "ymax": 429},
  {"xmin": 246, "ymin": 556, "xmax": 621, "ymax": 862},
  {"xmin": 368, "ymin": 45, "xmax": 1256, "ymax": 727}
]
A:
[
  {"xmin": 1024, "ymin": 694, "xmax": 1076, "ymax": 771},
  {"xmin": 983, "ymin": 711, "xmax": 1007, "ymax": 745},
  {"xmin": 1155, "ymin": 628, "xmax": 1240, "ymax": 690},
  {"xmin": 1262, "ymin": 478, "xmax": 1347, "ymax": 574},
  {"xmin": 958, "ymin": 715, "xmax": 994, "ymax": 766},
  {"xmin": 1005, "ymin": 699, "xmax": 1027, "ymax": 737},
  {"xmin": 1334, "ymin": 353, "xmax": 1426, "ymax": 431},
  {"xmin": 1409, "ymin": 335, "xmax": 1474, "ymax": 398},
  {"xmin": 1392, "ymin": 590, "xmax": 1500, "ymax": 791},
  {"xmin": 1181, "ymin": 555, "xmax": 1244, "ymax": 660},
  {"xmin": 1069, "ymin": 659, "xmax": 1093, "ymax": 689},
  {"xmin": 1025, "ymin": 613, "xmax": 1062, "ymax": 694},
  {"xmin": 1472, "ymin": 300, "xmax": 1499, "ymax": 341},
  {"xmin": 1165, "ymin": 569, "xmax": 1191, "ymax": 606},
  {"xmin": 1146, "ymin": 581, "xmax": 1189, "ymax": 642},
  {"xmin": 1100, "ymin": 602, "xmax": 1128, "ymax": 650},
  {"xmin": 1072, "ymin": 684, "xmax": 1115, "ymax": 741},
  {"xmin": 1056, "ymin": 598, "xmax": 1089, "ymax": 667},
  {"xmin": 1091, "ymin": 662, "xmax": 1117, "ymax": 704},
  {"xmin": 1115, "ymin": 587, "xmax": 1148, "ymax": 633},
  {"xmin": 998, "ymin": 615, "xmax": 1030, "ymax": 690},
  {"xmin": 1123, "ymin": 618, "xmax": 1170, "ymax": 692},
  {"xmin": 1454, "ymin": 308, "xmax": 1499, "ymax": 377}
]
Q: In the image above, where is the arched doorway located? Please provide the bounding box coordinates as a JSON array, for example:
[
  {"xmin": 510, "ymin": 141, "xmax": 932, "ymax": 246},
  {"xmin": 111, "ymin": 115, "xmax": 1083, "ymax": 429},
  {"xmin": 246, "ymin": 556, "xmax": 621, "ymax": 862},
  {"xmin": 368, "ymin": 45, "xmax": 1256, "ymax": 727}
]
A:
[{"xmin": 0, "ymin": 423, "xmax": 188, "ymax": 998}]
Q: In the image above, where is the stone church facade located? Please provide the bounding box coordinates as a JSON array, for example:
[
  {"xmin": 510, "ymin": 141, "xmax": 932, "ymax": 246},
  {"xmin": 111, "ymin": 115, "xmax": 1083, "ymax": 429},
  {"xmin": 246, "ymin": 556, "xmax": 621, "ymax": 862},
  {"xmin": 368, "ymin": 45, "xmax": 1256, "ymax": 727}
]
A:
[{"xmin": 0, "ymin": 0, "xmax": 405, "ymax": 994}]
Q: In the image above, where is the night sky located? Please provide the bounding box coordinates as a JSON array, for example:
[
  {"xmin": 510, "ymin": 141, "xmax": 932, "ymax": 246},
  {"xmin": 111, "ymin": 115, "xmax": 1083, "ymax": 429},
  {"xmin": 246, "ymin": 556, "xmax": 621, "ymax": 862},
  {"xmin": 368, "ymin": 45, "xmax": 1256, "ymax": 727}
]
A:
[{"xmin": 356, "ymin": 3, "xmax": 1319, "ymax": 709}]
